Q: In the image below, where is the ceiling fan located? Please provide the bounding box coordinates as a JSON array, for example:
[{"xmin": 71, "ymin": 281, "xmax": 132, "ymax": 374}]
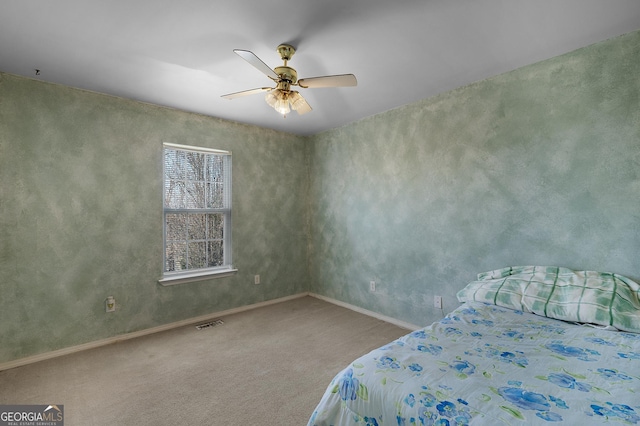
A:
[{"xmin": 221, "ymin": 44, "xmax": 357, "ymax": 116}]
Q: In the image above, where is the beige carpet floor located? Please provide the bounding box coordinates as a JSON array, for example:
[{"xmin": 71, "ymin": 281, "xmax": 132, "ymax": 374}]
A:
[{"xmin": 0, "ymin": 296, "xmax": 411, "ymax": 425}]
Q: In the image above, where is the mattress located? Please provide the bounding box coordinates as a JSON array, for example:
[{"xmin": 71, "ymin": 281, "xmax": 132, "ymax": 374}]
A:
[{"xmin": 308, "ymin": 300, "xmax": 640, "ymax": 425}]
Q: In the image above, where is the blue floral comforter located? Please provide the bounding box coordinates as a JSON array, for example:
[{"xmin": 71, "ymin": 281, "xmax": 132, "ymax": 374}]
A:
[{"xmin": 308, "ymin": 302, "xmax": 640, "ymax": 425}]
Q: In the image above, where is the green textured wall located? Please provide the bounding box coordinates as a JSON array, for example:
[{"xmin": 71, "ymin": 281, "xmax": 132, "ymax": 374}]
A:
[
  {"xmin": 1, "ymin": 30, "xmax": 639, "ymax": 364},
  {"xmin": 308, "ymin": 31, "xmax": 640, "ymax": 327},
  {"xmin": 0, "ymin": 74, "xmax": 309, "ymax": 363}
]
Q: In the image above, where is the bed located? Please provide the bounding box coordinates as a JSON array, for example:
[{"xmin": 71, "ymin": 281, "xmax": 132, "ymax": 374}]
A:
[{"xmin": 308, "ymin": 266, "xmax": 640, "ymax": 425}]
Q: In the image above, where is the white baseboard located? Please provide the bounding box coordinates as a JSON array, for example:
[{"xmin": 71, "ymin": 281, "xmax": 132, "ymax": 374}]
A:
[
  {"xmin": 309, "ymin": 293, "xmax": 421, "ymax": 331},
  {"xmin": 0, "ymin": 293, "xmax": 309, "ymax": 372}
]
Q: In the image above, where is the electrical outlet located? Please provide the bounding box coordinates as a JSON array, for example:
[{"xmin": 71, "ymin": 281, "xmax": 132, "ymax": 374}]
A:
[
  {"xmin": 434, "ymin": 295, "xmax": 442, "ymax": 309},
  {"xmin": 106, "ymin": 296, "xmax": 116, "ymax": 313},
  {"xmin": 369, "ymin": 281, "xmax": 376, "ymax": 292},
  {"xmin": 254, "ymin": 275, "xmax": 261, "ymax": 285}
]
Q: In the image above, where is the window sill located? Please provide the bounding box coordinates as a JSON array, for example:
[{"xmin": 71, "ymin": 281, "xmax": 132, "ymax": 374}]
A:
[{"xmin": 158, "ymin": 268, "xmax": 238, "ymax": 286}]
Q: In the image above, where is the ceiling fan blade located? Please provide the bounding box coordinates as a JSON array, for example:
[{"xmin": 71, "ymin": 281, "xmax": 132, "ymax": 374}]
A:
[
  {"xmin": 298, "ymin": 74, "xmax": 357, "ymax": 88},
  {"xmin": 221, "ymin": 87, "xmax": 272, "ymax": 100},
  {"xmin": 234, "ymin": 49, "xmax": 279, "ymax": 80}
]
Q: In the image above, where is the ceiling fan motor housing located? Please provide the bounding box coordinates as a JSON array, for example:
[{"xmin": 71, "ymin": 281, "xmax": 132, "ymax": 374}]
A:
[{"xmin": 274, "ymin": 66, "xmax": 297, "ymax": 84}]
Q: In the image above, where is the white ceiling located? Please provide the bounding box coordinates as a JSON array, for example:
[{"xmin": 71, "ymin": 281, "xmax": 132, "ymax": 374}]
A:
[{"xmin": 2, "ymin": 1, "xmax": 639, "ymax": 136}]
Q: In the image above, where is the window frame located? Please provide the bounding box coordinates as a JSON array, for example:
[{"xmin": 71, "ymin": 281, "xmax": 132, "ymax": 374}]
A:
[{"xmin": 159, "ymin": 142, "xmax": 236, "ymax": 285}]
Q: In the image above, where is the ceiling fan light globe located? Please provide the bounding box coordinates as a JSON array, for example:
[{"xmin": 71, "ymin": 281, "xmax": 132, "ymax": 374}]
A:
[
  {"xmin": 274, "ymin": 98, "xmax": 290, "ymax": 115},
  {"xmin": 289, "ymin": 92, "xmax": 304, "ymax": 110},
  {"xmin": 265, "ymin": 90, "xmax": 279, "ymax": 107}
]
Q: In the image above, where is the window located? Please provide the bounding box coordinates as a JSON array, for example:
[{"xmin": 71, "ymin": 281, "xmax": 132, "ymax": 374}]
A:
[{"xmin": 160, "ymin": 143, "xmax": 234, "ymax": 284}]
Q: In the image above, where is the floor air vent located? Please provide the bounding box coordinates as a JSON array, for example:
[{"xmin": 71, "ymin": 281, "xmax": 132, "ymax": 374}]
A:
[{"xmin": 196, "ymin": 319, "xmax": 224, "ymax": 330}]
